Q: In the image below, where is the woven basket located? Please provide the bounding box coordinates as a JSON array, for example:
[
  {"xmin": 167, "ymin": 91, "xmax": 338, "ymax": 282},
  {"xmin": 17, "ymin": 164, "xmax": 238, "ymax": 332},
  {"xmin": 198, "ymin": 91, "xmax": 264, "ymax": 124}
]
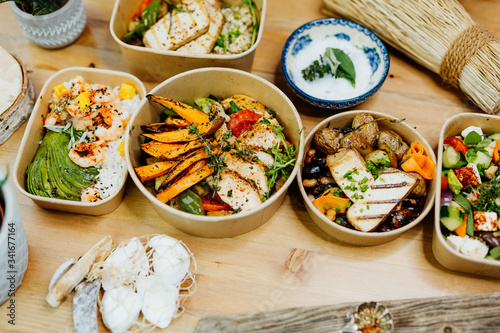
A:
[{"xmin": 0, "ymin": 169, "xmax": 28, "ymax": 305}]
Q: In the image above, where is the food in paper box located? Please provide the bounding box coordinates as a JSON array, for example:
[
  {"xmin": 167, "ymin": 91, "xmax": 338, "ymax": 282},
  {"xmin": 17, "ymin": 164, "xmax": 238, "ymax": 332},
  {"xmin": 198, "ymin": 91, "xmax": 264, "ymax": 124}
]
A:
[
  {"xmin": 25, "ymin": 76, "xmax": 140, "ymax": 202},
  {"xmin": 134, "ymin": 94, "xmax": 297, "ymax": 216},
  {"xmin": 302, "ymin": 112, "xmax": 434, "ymax": 233},
  {"xmin": 439, "ymin": 125, "xmax": 500, "ymax": 261},
  {"xmin": 123, "ymin": 0, "xmax": 259, "ymax": 55}
]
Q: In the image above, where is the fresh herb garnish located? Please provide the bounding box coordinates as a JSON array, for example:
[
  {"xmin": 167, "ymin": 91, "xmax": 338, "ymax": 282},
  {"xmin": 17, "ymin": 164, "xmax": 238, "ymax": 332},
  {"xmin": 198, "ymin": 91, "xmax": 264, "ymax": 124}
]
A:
[
  {"xmin": 302, "ymin": 47, "xmax": 356, "ymax": 87},
  {"xmin": 123, "ymin": 0, "xmax": 160, "ymax": 42}
]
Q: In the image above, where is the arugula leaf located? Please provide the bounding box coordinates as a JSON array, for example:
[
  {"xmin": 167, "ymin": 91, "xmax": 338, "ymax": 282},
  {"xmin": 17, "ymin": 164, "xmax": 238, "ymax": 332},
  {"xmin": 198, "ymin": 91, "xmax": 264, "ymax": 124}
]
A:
[{"xmin": 228, "ymin": 101, "xmax": 242, "ymax": 115}]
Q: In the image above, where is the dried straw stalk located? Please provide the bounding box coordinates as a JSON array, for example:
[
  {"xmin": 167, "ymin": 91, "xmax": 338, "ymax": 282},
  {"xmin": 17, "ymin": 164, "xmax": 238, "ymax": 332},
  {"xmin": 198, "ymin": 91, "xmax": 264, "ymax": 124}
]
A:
[{"xmin": 323, "ymin": 0, "xmax": 500, "ymax": 114}]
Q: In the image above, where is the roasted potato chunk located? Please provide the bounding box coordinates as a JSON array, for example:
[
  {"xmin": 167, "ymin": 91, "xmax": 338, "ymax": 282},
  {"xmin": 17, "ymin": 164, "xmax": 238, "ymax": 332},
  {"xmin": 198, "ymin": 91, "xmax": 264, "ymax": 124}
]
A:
[
  {"xmin": 377, "ymin": 130, "xmax": 409, "ymax": 160},
  {"xmin": 314, "ymin": 128, "xmax": 343, "ymax": 155},
  {"xmin": 352, "ymin": 113, "xmax": 379, "ymax": 147}
]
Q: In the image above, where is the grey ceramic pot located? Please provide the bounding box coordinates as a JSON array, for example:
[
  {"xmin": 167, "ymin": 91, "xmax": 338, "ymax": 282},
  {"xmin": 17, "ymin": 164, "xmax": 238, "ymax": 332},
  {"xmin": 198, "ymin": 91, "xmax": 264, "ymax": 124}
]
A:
[
  {"xmin": 0, "ymin": 170, "xmax": 28, "ymax": 305},
  {"xmin": 10, "ymin": 0, "xmax": 86, "ymax": 49}
]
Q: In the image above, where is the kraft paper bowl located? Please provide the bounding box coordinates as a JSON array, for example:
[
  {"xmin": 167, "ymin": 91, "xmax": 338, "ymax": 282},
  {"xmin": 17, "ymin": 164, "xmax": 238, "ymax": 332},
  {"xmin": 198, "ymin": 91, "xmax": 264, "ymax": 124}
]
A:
[
  {"xmin": 126, "ymin": 67, "xmax": 304, "ymax": 238},
  {"xmin": 110, "ymin": 0, "xmax": 267, "ymax": 81},
  {"xmin": 298, "ymin": 111, "xmax": 436, "ymax": 246}
]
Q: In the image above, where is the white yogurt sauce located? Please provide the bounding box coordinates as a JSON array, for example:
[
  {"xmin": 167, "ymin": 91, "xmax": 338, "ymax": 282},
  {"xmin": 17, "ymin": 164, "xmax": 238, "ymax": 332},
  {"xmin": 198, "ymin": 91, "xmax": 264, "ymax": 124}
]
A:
[{"xmin": 290, "ymin": 37, "xmax": 372, "ymax": 100}]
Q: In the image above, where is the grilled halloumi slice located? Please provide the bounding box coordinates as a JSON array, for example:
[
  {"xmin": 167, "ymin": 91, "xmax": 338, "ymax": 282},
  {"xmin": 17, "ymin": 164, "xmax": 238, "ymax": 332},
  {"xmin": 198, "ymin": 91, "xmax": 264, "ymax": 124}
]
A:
[
  {"xmin": 239, "ymin": 122, "xmax": 280, "ymax": 151},
  {"xmin": 223, "ymin": 151, "xmax": 269, "ymax": 196},
  {"xmin": 177, "ymin": 0, "xmax": 224, "ymax": 54},
  {"xmin": 216, "ymin": 169, "xmax": 262, "ymax": 212},
  {"xmin": 143, "ymin": 0, "xmax": 210, "ymax": 51},
  {"xmin": 346, "ymin": 169, "xmax": 417, "ymax": 232},
  {"xmin": 221, "ymin": 95, "xmax": 279, "ymax": 126},
  {"xmin": 326, "ymin": 148, "xmax": 374, "ymax": 202}
]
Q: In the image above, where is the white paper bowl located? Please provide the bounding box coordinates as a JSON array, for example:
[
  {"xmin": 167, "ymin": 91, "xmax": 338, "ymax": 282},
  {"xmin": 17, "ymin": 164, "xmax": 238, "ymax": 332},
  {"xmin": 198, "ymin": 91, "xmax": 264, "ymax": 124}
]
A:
[
  {"xmin": 298, "ymin": 111, "xmax": 436, "ymax": 246},
  {"xmin": 433, "ymin": 113, "xmax": 500, "ymax": 278},
  {"xmin": 13, "ymin": 67, "xmax": 146, "ymax": 215},
  {"xmin": 282, "ymin": 18, "xmax": 389, "ymax": 109},
  {"xmin": 126, "ymin": 67, "xmax": 304, "ymax": 238}
]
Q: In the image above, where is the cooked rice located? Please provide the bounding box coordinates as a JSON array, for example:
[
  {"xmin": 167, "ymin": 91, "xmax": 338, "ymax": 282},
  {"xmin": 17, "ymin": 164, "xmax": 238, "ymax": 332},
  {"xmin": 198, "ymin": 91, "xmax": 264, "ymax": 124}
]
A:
[{"xmin": 212, "ymin": 5, "xmax": 253, "ymax": 55}]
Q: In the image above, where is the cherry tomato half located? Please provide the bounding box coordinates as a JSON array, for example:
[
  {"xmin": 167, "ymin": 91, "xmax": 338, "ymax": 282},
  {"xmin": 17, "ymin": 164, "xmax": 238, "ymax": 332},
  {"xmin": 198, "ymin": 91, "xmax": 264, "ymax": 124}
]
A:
[{"xmin": 227, "ymin": 109, "xmax": 262, "ymax": 137}]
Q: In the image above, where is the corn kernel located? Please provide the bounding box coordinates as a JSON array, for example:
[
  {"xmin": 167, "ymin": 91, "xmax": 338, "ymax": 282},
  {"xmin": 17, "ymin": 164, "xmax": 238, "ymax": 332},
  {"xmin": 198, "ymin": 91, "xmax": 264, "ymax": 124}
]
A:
[
  {"xmin": 118, "ymin": 83, "xmax": 136, "ymax": 100},
  {"xmin": 75, "ymin": 92, "xmax": 92, "ymax": 109},
  {"xmin": 53, "ymin": 83, "xmax": 68, "ymax": 97},
  {"xmin": 117, "ymin": 140, "xmax": 125, "ymax": 156}
]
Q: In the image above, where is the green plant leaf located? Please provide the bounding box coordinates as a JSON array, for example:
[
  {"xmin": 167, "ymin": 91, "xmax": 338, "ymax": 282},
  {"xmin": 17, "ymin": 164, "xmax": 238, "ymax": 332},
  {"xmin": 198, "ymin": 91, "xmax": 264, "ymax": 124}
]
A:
[{"xmin": 325, "ymin": 47, "xmax": 356, "ymax": 87}]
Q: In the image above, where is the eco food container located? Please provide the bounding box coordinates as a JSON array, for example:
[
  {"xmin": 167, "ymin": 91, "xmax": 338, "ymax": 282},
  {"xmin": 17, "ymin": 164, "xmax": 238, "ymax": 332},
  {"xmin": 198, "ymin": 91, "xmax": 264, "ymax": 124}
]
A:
[
  {"xmin": 13, "ymin": 67, "xmax": 146, "ymax": 215},
  {"xmin": 298, "ymin": 111, "xmax": 437, "ymax": 246},
  {"xmin": 126, "ymin": 67, "xmax": 304, "ymax": 238},
  {"xmin": 0, "ymin": 169, "xmax": 28, "ymax": 305},
  {"xmin": 433, "ymin": 113, "xmax": 500, "ymax": 278},
  {"xmin": 109, "ymin": 0, "xmax": 266, "ymax": 81}
]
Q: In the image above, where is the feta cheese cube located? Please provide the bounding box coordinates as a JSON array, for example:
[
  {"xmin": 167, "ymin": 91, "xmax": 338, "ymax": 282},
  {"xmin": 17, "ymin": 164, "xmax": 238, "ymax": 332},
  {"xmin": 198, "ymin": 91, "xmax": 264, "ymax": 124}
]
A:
[
  {"xmin": 454, "ymin": 164, "xmax": 481, "ymax": 188},
  {"xmin": 473, "ymin": 211, "xmax": 499, "ymax": 231}
]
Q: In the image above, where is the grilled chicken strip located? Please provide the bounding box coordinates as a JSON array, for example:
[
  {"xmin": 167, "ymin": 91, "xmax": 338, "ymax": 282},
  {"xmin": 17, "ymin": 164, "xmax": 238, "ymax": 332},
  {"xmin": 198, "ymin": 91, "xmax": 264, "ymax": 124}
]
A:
[
  {"xmin": 216, "ymin": 169, "xmax": 262, "ymax": 212},
  {"xmin": 221, "ymin": 95, "xmax": 279, "ymax": 126},
  {"xmin": 326, "ymin": 148, "xmax": 375, "ymax": 202},
  {"xmin": 143, "ymin": 0, "xmax": 210, "ymax": 51},
  {"xmin": 346, "ymin": 168, "xmax": 417, "ymax": 232},
  {"xmin": 223, "ymin": 151, "xmax": 269, "ymax": 196},
  {"xmin": 177, "ymin": 0, "xmax": 224, "ymax": 54},
  {"xmin": 239, "ymin": 122, "xmax": 280, "ymax": 151}
]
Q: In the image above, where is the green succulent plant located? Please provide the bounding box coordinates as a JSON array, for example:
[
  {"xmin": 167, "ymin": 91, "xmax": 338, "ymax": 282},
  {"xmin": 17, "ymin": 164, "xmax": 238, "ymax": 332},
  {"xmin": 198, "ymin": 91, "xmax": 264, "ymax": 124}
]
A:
[{"xmin": 1, "ymin": 0, "xmax": 68, "ymax": 15}]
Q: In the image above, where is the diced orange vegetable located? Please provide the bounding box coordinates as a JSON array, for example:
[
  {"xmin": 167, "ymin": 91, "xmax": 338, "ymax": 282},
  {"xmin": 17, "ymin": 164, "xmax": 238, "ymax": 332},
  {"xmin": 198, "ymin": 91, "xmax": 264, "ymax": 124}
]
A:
[
  {"xmin": 75, "ymin": 92, "xmax": 92, "ymax": 109},
  {"xmin": 401, "ymin": 142, "xmax": 435, "ymax": 179},
  {"xmin": 118, "ymin": 82, "xmax": 136, "ymax": 100},
  {"xmin": 53, "ymin": 83, "xmax": 68, "ymax": 97},
  {"xmin": 117, "ymin": 140, "xmax": 125, "ymax": 156},
  {"xmin": 454, "ymin": 213, "xmax": 467, "ymax": 238},
  {"xmin": 493, "ymin": 140, "xmax": 500, "ymax": 163},
  {"xmin": 312, "ymin": 195, "xmax": 351, "ymax": 220}
]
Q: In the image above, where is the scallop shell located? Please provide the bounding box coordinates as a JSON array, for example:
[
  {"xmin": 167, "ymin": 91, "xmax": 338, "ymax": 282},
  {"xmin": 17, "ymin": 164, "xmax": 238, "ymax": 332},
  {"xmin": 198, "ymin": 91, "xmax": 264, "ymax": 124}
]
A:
[{"xmin": 354, "ymin": 302, "xmax": 394, "ymax": 332}]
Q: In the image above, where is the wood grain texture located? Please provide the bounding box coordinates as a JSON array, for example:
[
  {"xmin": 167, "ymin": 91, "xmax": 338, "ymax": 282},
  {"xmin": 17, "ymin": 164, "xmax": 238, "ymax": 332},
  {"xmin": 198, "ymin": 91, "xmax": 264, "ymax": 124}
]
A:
[
  {"xmin": 195, "ymin": 292, "xmax": 500, "ymax": 333},
  {"xmin": 0, "ymin": 0, "xmax": 500, "ymax": 332}
]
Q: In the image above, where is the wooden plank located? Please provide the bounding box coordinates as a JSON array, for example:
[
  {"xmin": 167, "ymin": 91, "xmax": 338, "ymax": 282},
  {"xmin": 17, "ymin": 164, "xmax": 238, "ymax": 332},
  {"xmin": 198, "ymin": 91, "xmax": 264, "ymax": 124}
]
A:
[{"xmin": 196, "ymin": 292, "xmax": 500, "ymax": 332}]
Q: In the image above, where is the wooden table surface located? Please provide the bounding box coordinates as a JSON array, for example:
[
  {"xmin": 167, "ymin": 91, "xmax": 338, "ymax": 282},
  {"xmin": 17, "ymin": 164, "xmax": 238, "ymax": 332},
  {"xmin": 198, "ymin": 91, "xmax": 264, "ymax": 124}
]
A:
[{"xmin": 1, "ymin": 0, "xmax": 500, "ymax": 332}]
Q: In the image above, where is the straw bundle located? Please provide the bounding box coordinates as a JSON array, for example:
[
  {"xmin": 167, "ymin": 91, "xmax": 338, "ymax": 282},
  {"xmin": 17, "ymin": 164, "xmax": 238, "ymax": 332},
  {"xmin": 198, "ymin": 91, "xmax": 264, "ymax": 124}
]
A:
[{"xmin": 323, "ymin": 0, "xmax": 500, "ymax": 114}]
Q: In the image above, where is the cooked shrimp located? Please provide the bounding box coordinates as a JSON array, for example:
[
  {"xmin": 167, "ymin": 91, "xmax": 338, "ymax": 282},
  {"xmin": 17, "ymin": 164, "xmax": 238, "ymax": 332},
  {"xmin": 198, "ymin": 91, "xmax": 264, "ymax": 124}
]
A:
[
  {"xmin": 93, "ymin": 85, "xmax": 117, "ymax": 104},
  {"xmin": 94, "ymin": 106, "xmax": 129, "ymax": 141},
  {"xmin": 81, "ymin": 187, "xmax": 104, "ymax": 202},
  {"xmin": 44, "ymin": 111, "xmax": 63, "ymax": 126},
  {"xmin": 69, "ymin": 140, "xmax": 106, "ymax": 167},
  {"xmin": 69, "ymin": 76, "xmax": 92, "ymax": 97},
  {"xmin": 72, "ymin": 116, "xmax": 94, "ymax": 131}
]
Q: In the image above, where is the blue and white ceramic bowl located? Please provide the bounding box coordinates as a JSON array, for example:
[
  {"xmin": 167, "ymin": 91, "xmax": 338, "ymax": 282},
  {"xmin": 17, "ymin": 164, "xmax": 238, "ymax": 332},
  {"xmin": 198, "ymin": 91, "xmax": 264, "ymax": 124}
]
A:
[{"xmin": 282, "ymin": 18, "xmax": 389, "ymax": 109}]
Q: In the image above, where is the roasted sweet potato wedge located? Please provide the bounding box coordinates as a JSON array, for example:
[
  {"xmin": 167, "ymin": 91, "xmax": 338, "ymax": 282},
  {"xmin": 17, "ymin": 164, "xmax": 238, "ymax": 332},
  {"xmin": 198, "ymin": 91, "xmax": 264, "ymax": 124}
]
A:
[
  {"xmin": 147, "ymin": 95, "xmax": 209, "ymax": 125},
  {"xmin": 134, "ymin": 160, "xmax": 178, "ymax": 183},
  {"xmin": 141, "ymin": 117, "xmax": 224, "ymax": 143}
]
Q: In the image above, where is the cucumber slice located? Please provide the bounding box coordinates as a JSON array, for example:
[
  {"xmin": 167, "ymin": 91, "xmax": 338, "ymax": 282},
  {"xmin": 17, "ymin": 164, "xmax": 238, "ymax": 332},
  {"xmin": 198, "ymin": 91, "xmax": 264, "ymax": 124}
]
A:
[
  {"xmin": 442, "ymin": 146, "xmax": 463, "ymax": 168},
  {"xmin": 440, "ymin": 206, "xmax": 464, "ymax": 231},
  {"xmin": 471, "ymin": 150, "xmax": 492, "ymax": 168}
]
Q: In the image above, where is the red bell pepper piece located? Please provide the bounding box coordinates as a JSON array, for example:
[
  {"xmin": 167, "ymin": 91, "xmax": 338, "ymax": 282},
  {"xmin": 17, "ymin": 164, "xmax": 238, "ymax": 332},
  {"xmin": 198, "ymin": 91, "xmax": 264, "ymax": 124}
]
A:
[{"xmin": 443, "ymin": 137, "xmax": 468, "ymax": 155}]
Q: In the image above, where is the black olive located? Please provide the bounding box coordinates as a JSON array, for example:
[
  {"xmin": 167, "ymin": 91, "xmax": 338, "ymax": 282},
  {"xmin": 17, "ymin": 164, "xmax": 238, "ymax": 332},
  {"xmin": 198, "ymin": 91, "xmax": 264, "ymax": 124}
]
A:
[
  {"xmin": 310, "ymin": 183, "xmax": 336, "ymax": 199},
  {"xmin": 479, "ymin": 232, "xmax": 500, "ymax": 248},
  {"xmin": 333, "ymin": 214, "xmax": 354, "ymax": 229}
]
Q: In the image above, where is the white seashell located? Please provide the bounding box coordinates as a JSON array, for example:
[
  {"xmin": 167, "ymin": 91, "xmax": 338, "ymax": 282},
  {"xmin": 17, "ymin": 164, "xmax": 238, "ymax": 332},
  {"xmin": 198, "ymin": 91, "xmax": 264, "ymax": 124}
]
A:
[
  {"xmin": 48, "ymin": 258, "xmax": 76, "ymax": 291},
  {"xmin": 141, "ymin": 275, "xmax": 179, "ymax": 329},
  {"xmin": 149, "ymin": 235, "xmax": 190, "ymax": 286},
  {"xmin": 102, "ymin": 285, "xmax": 142, "ymax": 333},
  {"xmin": 102, "ymin": 237, "xmax": 149, "ymax": 291}
]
